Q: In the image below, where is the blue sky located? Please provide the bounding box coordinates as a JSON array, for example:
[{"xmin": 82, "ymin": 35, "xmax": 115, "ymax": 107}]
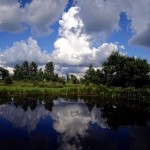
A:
[{"xmin": 0, "ymin": 0, "xmax": 150, "ymax": 74}]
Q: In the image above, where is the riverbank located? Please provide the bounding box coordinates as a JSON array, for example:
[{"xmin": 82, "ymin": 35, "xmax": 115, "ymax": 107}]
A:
[{"xmin": 0, "ymin": 81, "xmax": 150, "ymax": 102}]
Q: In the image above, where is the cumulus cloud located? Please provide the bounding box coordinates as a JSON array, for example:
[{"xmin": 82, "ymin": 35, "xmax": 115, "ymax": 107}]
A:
[
  {"xmin": 0, "ymin": 0, "xmax": 67, "ymax": 36},
  {"xmin": 23, "ymin": 0, "xmax": 68, "ymax": 36},
  {"xmin": 125, "ymin": 0, "xmax": 150, "ymax": 48},
  {"xmin": 0, "ymin": 37, "xmax": 50, "ymax": 67},
  {"xmin": 0, "ymin": 0, "xmax": 150, "ymax": 49},
  {"xmin": 76, "ymin": 0, "xmax": 121, "ymax": 36},
  {"xmin": 0, "ymin": 0, "xmax": 24, "ymax": 32},
  {"xmin": 130, "ymin": 25, "xmax": 150, "ymax": 48},
  {"xmin": 0, "ymin": 6, "xmax": 122, "ymax": 75},
  {"xmin": 51, "ymin": 7, "xmax": 120, "ymax": 74},
  {"xmin": 75, "ymin": 0, "xmax": 150, "ymax": 48}
]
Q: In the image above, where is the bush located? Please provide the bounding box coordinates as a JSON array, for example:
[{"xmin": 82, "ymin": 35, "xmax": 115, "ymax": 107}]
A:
[{"xmin": 4, "ymin": 77, "xmax": 12, "ymax": 85}]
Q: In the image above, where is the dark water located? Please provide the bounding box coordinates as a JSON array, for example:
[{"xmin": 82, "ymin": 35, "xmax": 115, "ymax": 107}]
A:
[{"xmin": 0, "ymin": 96, "xmax": 150, "ymax": 150}]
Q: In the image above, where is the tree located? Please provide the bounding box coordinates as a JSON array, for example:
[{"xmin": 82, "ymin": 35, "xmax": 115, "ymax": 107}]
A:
[
  {"xmin": 22, "ymin": 61, "xmax": 29, "ymax": 79},
  {"xmin": 70, "ymin": 74, "xmax": 79, "ymax": 84},
  {"xmin": 37, "ymin": 68, "xmax": 44, "ymax": 81},
  {"xmin": 102, "ymin": 51, "xmax": 150, "ymax": 88},
  {"xmin": 66, "ymin": 74, "xmax": 70, "ymax": 82},
  {"xmin": 29, "ymin": 62, "xmax": 38, "ymax": 79},
  {"xmin": 13, "ymin": 64, "xmax": 22, "ymax": 80},
  {"xmin": 45, "ymin": 61, "xmax": 54, "ymax": 74},
  {"xmin": 4, "ymin": 76, "xmax": 12, "ymax": 85},
  {"xmin": 0, "ymin": 67, "xmax": 9, "ymax": 80},
  {"xmin": 84, "ymin": 64, "xmax": 98, "ymax": 84}
]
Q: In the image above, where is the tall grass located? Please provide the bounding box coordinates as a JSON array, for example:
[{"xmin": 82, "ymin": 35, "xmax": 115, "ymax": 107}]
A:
[{"xmin": 0, "ymin": 83, "xmax": 150, "ymax": 102}]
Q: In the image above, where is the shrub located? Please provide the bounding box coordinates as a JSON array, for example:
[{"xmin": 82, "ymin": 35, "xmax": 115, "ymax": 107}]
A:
[{"xmin": 4, "ymin": 77, "xmax": 12, "ymax": 85}]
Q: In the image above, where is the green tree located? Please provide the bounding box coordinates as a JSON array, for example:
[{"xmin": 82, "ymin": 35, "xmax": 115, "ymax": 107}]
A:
[
  {"xmin": 70, "ymin": 74, "xmax": 79, "ymax": 84},
  {"xmin": 0, "ymin": 67, "xmax": 9, "ymax": 80},
  {"xmin": 45, "ymin": 61, "xmax": 54, "ymax": 74},
  {"xmin": 4, "ymin": 76, "xmax": 12, "ymax": 85},
  {"xmin": 102, "ymin": 51, "xmax": 150, "ymax": 88},
  {"xmin": 44, "ymin": 61, "xmax": 55, "ymax": 81},
  {"xmin": 29, "ymin": 62, "xmax": 38, "ymax": 79},
  {"xmin": 22, "ymin": 61, "xmax": 29, "ymax": 79},
  {"xmin": 13, "ymin": 64, "xmax": 21, "ymax": 80},
  {"xmin": 66, "ymin": 74, "xmax": 70, "ymax": 82},
  {"xmin": 84, "ymin": 64, "xmax": 97, "ymax": 84},
  {"xmin": 37, "ymin": 68, "xmax": 44, "ymax": 81}
]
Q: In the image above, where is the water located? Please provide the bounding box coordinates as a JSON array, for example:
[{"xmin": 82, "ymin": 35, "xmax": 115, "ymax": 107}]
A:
[{"xmin": 0, "ymin": 96, "xmax": 150, "ymax": 150}]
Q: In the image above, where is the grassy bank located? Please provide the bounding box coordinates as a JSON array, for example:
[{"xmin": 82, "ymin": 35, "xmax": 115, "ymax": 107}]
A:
[{"xmin": 0, "ymin": 81, "xmax": 150, "ymax": 102}]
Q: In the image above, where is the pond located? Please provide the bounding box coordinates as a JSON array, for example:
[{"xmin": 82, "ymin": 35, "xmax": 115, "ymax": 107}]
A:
[{"xmin": 0, "ymin": 96, "xmax": 150, "ymax": 150}]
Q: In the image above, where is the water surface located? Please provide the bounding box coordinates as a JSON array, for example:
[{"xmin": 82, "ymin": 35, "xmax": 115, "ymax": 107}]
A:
[{"xmin": 0, "ymin": 96, "xmax": 150, "ymax": 150}]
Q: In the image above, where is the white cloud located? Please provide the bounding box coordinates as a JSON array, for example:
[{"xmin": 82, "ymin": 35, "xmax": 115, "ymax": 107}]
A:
[
  {"xmin": 0, "ymin": 37, "xmax": 50, "ymax": 67},
  {"xmin": 51, "ymin": 7, "xmax": 120, "ymax": 74},
  {"xmin": 0, "ymin": 0, "xmax": 68, "ymax": 36},
  {"xmin": 75, "ymin": 0, "xmax": 150, "ymax": 48},
  {"xmin": 0, "ymin": 0, "xmax": 24, "ymax": 32},
  {"xmin": 0, "ymin": 0, "xmax": 150, "ymax": 48},
  {"xmin": 76, "ymin": 0, "xmax": 121, "ymax": 36},
  {"xmin": 124, "ymin": 0, "xmax": 150, "ymax": 48},
  {"xmin": 0, "ymin": 6, "xmax": 122, "ymax": 75},
  {"xmin": 23, "ymin": 0, "xmax": 68, "ymax": 36}
]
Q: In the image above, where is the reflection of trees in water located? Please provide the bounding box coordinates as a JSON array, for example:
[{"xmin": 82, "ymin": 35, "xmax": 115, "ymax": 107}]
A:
[
  {"xmin": 0, "ymin": 96, "xmax": 150, "ymax": 150},
  {"xmin": 101, "ymin": 102, "xmax": 150, "ymax": 130},
  {"xmin": 12, "ymin": 96, "xmax": 56, "ymax": 112},
  {"xmin": 0, "ymin": 96, "xmax": 11, "ymax": 105},
  {"xmin": 0, "ymin": 96, "xmax": 150, "ymax": 130},
  {"xmin": 81, "ymin": 97, "xmax": 150, "ymax": 129},
  {"xmin": 13, "ymin": 97, "xmax": 37, "ymax": 111},
  {"xmin": 0, "ymin": 95, "xmax": 56, "ymax": 112},
  {"xmin": 0, "ymin": 133, "xmax": 52, "ymax": 150},
  {"xmin": 43, "ymin": 97, "xmax": 54, "ymax": 112}
]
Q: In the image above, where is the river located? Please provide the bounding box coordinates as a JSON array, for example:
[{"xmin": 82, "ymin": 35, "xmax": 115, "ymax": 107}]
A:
[{"xmin": 0, "ymin": 96, "xmax": 150, "ymax": 150}]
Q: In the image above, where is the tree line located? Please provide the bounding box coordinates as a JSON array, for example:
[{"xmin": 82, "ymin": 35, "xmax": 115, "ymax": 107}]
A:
[
  {"xmin": 84, "ymin": 51, "xmax": 150, "ymax": 88},
  {"xmin": 0, "ymin": 51, "xmax": 150, "ymax": 88},
  {"xmin": 0, "ymin": 61, "xmax": 65, "ymax": 84}
]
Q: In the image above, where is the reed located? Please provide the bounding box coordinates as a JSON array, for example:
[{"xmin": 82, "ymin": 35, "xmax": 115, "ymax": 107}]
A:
[{"xmin": 0, "ymin": 84, "xmax": 150, "ymax": 102}]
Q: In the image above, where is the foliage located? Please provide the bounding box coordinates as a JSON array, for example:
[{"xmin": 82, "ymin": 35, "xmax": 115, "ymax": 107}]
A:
[
  {"xmin": 70, "ymin": 74, "xmax": 79, "ymax": 84},
  {"xmin": 84, "ymin": 51, "xmax": 150, "ymax": 88},
  {"xmin": 29, "ymin": 61, "xmax": 38, "ymax": 79},
  {"xmin": 102, "ymin": 51, "xmax": 150, "ymax": 88},
  {"xmin": 45, "ymin": 61, "xmax": 54, "ymax": 74},
  {"xmin": 1, "ymin": 50, "xmax": 150, "ymax": 101},
  {"xmin": 4, "ymin": 76, "xmax": 12, "ymax": 85},
  {"xmin": 0, "ymin": 67, "xmax": 9, "ymax": 80}
]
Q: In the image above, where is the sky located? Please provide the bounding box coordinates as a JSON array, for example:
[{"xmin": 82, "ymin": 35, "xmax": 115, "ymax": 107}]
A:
[{"xmin": 0, "ymin": 0, "xmax": 150, "ymax": 75}]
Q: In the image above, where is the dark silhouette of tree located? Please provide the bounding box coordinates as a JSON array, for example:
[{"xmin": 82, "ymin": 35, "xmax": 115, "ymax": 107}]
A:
[
  {"xmin": 29, "ymin": 61, "xmax": 38, "ymax": 79},
  {"xmin": 66, "ymin": 74, "xmax": 70, "ymax": 82},
  {"xmin": 84, "ymin": 64, "xmax": 103, "ymax": 84},
  {"xmin": 102, "ymin": 51, "xmax": 150, "ymax": 88},
  {"xmin": 37, "ymin": 68, "xmax": 44, "ymax": 81},
  {"xmin": 70, "ymin": 74, "xmax": 79, "ymax": 84},
  {"xmin": 45, "ymin": 61, "xmax": 54, "ymax": 74},
  {"xmin": 0, "ymin": 67, "xmax": 9, "ymax": 80},
  {"xmin": 4, "ymin": 76, "xmax": 12, "ymax": 85},
  {"xmin": 22, "ymin": 61, "xmax": 29, "ymax": 79}
]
